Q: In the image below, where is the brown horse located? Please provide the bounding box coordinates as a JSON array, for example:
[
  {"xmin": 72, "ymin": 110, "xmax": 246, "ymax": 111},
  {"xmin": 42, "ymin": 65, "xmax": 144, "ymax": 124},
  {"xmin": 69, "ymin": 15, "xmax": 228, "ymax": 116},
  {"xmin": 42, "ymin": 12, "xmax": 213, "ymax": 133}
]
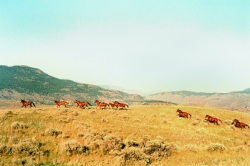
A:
[
  {"xmin": 109, "ymin": 103, "xmax": 118, "ymax": 109},
  {"xmin": 205, "ymin": 115, "xmax": 222, "ymax": 125},
  {"xmin": 75, "ymin": 100, "xmax": 92, "ymax": 109},
  {"xmin": 54, "ymin": 100, "xmax": 68, "ymax": 108},
  {"xmin": 231, "ymin": 119, "xmax": 250, "ymax": 129},
  {"xmin": 60, "ymin": 99, "xmax": 73, "ymax": 107},
  {"xmin": 114, "ymin": 101, "xmax": 129, "ymax": 110},
  {"xmin": 176, "ymin": 109, "xmax": 191, "ymax": 119},
  {"xmin": 94, "ymin": 100, "xmax": 109, "ymax": 109},
  {"xmin": 20, "ymin": 100, "xmax": 36, "ymax": 108}
]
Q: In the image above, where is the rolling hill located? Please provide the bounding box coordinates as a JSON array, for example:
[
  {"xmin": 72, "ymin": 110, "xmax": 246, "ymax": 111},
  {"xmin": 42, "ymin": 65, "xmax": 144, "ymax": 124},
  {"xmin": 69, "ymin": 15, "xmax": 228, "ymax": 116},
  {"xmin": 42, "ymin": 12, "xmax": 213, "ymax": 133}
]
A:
[
  {"xmin": 1, "ymin": 65, "xmax": 250, "ymax": 111},
  {"xmin": 145, "ymin": 90, "xmax": 250, "ymax": 112},
  {"xmin": 0, "ymin": 65, "xmax": 143, "ymax": 105}
]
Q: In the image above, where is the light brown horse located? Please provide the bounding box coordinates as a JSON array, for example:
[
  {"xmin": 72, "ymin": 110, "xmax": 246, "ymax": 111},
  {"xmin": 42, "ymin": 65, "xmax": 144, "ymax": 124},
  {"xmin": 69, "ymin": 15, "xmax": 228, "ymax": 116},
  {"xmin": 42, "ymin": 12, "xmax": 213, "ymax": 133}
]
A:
[
  {"xmin": 75, "ymin": 100, "xmax": 92, "ymax": 109},
  {"xmin": 60, "ymin": 99, "xmax": 73, "ymax": 107},
  {"xmin": 20, "ymin": 100, "xmax": 36, "ymax": 108},
  {"xmin": 94, "ymin": 100, "xmax": 109, "ymax": 110},
  {"xmin": 205, "ymin": 115, "xmax": 222, "ymax": 125},
  {"xmin": 231, "ymin": 119, "xmax": 250, "ymax": 129},
  {"xmin": 176, "ymin": 109, "xmax": 191, "ymax": 119},
  {"xmin": 54, "ymin": 100, "xmax": 68, "ymax": 108}
]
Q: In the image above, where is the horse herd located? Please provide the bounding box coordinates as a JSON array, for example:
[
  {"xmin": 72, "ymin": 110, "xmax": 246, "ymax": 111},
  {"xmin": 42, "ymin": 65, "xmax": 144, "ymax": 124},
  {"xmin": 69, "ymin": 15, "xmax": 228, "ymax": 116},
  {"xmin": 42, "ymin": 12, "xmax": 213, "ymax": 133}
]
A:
[
  {"xmin": 176, "ymin": 109, "xmax": 250, "ymax": 129},
  {"xmin": 20, "ymin": 99, "xmax": 129, "ymax": 110},
  {"xmin": 19, "ymin": 100, "xmax": 249, "ymax": 129}
]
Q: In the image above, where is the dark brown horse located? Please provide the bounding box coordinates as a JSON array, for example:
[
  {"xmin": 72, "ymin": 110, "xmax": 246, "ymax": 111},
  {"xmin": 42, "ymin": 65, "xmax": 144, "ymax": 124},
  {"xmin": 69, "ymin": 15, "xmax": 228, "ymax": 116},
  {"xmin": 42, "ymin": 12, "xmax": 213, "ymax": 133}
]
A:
[
  {"xmin": 205, "ymin": 115, "xmax": 222, "ymax": 125},
  {"xmin": 54, "ymin": 100, "xmax": 68, "ymax": 108},
  {"xmin": 114, "ymin": 101, "xmax": 129, "ymax": 110},
  {"xmin": 20, "ymin": 100, "xmax": 36, "ymax": 108},
  {"xmin": 94, "ymin": 100, "xmax": 109, "ymax": 109},
  {"xmin": 176, "ymin": 109, "xmax": 191, "ymax": 119},
  {"xmin": 109, "ymin": 103, "xmax": 118, "ymax": 109},
  {"xmin": 75, "ymin": 100, "xmax": 92, "ymax": 109},
  {"xmin": 231, "ymin": 119, "xmax": 250, "ymax": 129}
]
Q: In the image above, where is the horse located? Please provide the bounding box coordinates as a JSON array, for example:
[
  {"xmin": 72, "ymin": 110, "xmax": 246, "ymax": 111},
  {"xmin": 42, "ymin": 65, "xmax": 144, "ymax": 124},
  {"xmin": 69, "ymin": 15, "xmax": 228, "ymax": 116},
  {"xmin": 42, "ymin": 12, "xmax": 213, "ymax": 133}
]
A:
[
  {"xmin": 60, "ymin": 99, "xmax": 73, "ymax": 107},
  {"xmin": 205, "ymin": 115, "xmax": 222, "ymax": 125},
  {"xmin": 54, "ymin": 100, "xmax": 68, "ymax": 108},
  {"xmin": 75, "ymin": 100, "xmax": 92, "ymax": 109},
  {"xmin": 20, "ymin": 100, "xmax": 36, "ymax": 108},
  {"xmin": 109, "ymin": 103, "xmax": 118, "ymax": 109},
  {"xmin": 94, "ymin": 100, "xmax": 109, "ymax": 110},
  {"xmin": 231, "ymin": 119, "xmax": 250, "ymax": 129},
  {"xmin": 113, "ymin": 101, "xmax": 129, "ymax": 110},
  {"xmin": 176, "ymin": 109, "xmax": 191, "ymax": 119}
]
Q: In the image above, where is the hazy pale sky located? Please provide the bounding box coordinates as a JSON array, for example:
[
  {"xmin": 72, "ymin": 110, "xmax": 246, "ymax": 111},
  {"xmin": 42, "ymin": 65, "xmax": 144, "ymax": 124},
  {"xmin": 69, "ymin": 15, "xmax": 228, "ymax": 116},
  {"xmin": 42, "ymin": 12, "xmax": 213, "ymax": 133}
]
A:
[{"xmin": 1, "ymin": 1, "xmax": 250, "ymax": 93}]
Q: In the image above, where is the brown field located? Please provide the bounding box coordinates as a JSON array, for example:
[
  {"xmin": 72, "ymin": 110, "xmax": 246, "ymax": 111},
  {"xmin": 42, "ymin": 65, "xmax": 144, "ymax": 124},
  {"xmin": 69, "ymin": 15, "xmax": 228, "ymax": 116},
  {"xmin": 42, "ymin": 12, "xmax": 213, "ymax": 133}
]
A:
[{"xmin": 0, "ymin": 100, "xmax": 250, "ymax": 166}]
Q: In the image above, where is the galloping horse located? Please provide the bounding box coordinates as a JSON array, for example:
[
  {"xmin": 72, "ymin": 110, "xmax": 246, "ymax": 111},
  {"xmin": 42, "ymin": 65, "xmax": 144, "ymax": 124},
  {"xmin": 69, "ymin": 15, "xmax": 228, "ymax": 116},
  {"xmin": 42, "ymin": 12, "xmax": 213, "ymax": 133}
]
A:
[
  {"xmin": 205, "ymin": 115, "xmax": 222, "ymax": 125},
  {"xmin": 75, "ymin": 100, "xmax": 92, "ymax": 109},
  {"xmin": 54, "ymin": 100, "xmax": 68, "ymax": 108},
  {"xmin": 231, "ymin": 119, "xmax": 250, "ymax": 129},
  {"xmin": 176, "ymin": 109, "xmax": 191, "ymax": 119},
  {"xmin": 94, "ymin": 100, "xmax": 109, "ymax": 110},
  {"xmin": 20, "ymin": 100, "xmax": 36, "ymax": 108},
  {"xmin": 113, "ymin": 101, "xmax": 129, "ymax": 110},
  {"xmin": 60, "ymin": 99, "xmax": 73, "ymax": 107},
  {"xmin": 109, "ymin": 103, "xmax": 118, "ymax": 109}
]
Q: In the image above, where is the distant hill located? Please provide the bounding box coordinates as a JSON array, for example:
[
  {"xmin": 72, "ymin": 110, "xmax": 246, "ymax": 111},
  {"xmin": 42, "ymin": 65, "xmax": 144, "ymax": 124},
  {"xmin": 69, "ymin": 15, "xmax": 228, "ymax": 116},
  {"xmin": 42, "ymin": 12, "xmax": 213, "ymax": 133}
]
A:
[
  {"xmin": 0, "ymin": 65, "xmax": 143, "ymax": 105},
  {"xmin": 145, "ymin": 90, "xmax": 250, "ymax": 112},
  {"xmin": 99, "ymin": 85, "xmax": 151, "ymax": 96}
]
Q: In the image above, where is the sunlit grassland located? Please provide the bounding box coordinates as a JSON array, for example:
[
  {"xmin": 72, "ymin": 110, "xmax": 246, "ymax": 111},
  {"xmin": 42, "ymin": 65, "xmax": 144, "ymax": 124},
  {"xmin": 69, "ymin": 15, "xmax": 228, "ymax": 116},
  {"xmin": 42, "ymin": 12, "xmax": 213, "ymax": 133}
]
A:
[{"xmin": 0, "ymin": 104, "xmax": 250, "ymax": 165}]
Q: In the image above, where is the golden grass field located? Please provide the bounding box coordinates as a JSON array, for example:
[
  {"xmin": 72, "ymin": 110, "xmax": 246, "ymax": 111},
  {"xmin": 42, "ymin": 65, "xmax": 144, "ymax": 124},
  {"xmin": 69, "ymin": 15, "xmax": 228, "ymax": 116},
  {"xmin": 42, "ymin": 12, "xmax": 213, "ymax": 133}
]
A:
[{"xmin": 0, "ymin": 100, "xmax": 250, "ymax": 166}]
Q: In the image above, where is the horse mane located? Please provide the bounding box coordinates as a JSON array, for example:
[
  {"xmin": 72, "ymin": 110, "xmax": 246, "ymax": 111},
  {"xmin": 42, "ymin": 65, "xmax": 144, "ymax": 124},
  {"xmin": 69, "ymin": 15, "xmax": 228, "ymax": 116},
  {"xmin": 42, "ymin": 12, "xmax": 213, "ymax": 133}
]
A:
[
  {"xmin": 233, "ymin": 119, "xmax": 240, "ymax": 122},
  {"xmin": 21, "ymin": 99, "xmax": 26, "ymax": 102}
]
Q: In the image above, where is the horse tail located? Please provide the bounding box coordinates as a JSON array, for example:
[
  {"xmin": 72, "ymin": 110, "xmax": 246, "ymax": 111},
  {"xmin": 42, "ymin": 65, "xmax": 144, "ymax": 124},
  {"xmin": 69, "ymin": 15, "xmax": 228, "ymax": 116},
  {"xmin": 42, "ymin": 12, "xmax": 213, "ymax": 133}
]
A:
[
  {"xmin": 218, "ymin": 119, "xmax": 222, "ymax": 124},
  {"xmin": 32, "ymin": 102, "xmax": 36, "ymax": 107},
  {"xmin": 189, "ymin": 113, "xmax": 192, "ymax": 119},
  {"xmin": 126, "ymin": 104, "xmax": 129, "ymax": 108},
  {"xmin": 88, "ymin": 102, "xmax": 92, "ymax": 106},
  {"xmin": 246, "ymin": 124, "xmax": 250, "ymax": 129}
]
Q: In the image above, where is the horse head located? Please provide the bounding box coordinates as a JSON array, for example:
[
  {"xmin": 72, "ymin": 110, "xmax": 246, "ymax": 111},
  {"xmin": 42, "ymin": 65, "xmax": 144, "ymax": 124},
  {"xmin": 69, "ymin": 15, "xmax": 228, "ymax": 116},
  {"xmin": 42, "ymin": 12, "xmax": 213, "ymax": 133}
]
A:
[
  {"xmin": 176, "ymin": 109, "xmax": 182, "ymax": 113},
  {"xmin": 232, "ymin": 119, "xmax": 240, "ymax": 124}
]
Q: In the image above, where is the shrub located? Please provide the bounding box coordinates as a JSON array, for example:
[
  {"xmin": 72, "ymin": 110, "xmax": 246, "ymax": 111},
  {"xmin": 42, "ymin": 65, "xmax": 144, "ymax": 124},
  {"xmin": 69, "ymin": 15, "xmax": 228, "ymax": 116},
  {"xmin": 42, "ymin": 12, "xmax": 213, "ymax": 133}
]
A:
[
  {"xmin": 101, "ymin": 134, "xmax": 125, "ymax": 154},
  {"xmin": 11, "ymin": 121, "xmax": 28, "ymax": 130},
  {"xmin": 119, "ymin": 147, "xmax": 151, "ymax": 165},
  {"xmin": 139, "ymin": 135, "xmax": 151, "ymax": 148},
  {"xmin": 60, "ymin": 140, "xmax": 89, "ymax": 156},
  {"xmin": 5, "ymin": 111, "xmax": 13, "ymax": 117},
  {"xmin": 10, "ymin": 136, "xmax": 19, "ymax": 144},
  {"xmin": 207, "ymin": 143, "xmax": 226, "ymax": 152},
  {"xmin": 123, "ymin": 138, "xmax": 139, "ymax": 148},
  {"xmin": 0, "ymin": 143, "xmax": 12, "ymax": 155},
  {"xmin": 143, "ymin": 140, "xmax": 179, "ymax": 159},
  {"xmin": 44, "ymin": 128, "xmax": 62, "ymax": 137},
  {"xmin": 13, "ymin": 138, "xmax": 42, "ymax": 156},
  {"xmin": 235, "ymin": 145, "xmax": 247, "ymax": 152}
]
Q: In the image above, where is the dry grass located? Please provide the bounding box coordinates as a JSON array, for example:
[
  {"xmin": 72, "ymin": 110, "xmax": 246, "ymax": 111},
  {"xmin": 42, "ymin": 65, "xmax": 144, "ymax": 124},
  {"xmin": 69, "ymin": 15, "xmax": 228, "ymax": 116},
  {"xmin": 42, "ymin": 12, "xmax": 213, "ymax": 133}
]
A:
[{"xmin": 0, "ymin": 102, "xmax": 250, "ymax": 165}]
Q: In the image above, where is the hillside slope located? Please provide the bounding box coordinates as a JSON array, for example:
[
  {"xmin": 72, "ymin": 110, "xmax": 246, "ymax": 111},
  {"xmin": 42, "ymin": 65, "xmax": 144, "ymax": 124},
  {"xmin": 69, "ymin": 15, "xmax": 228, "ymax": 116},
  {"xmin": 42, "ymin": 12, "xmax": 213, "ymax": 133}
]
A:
[
  {"xmin": 145, "ymin": 90, "xmax": 250, "ymax": 112},
  {"xmin": 0, "ymin": 65, "xmax": 143, "ymax": 104}
]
